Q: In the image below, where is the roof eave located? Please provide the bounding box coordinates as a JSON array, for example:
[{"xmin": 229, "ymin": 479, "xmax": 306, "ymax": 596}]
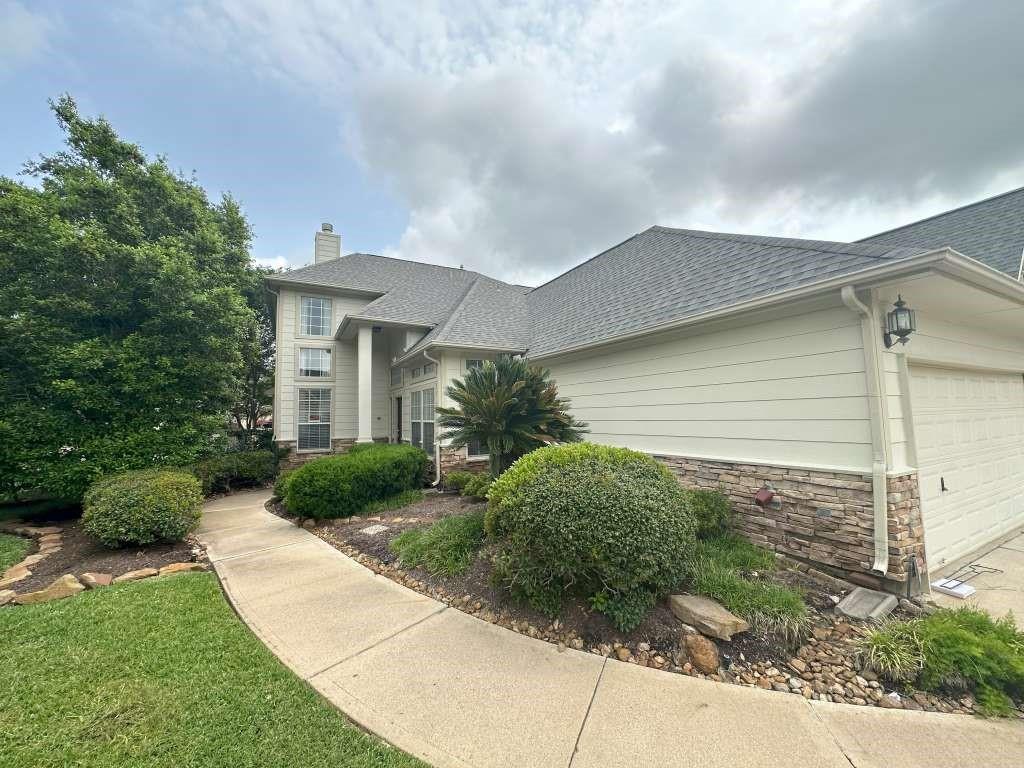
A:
[{"xmin": 393, "ymin": 341, "xmax": 528, "ymax": 366}]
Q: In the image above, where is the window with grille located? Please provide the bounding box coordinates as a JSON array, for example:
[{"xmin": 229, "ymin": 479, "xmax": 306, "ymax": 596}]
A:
[
  {"xmin": 410, "ymin": 387, "xmax": 435, "ymax": 455},
  {"xmin": 467, "ymin": 438, "xmax": 485, "ymax": 457},
  {"xmin": 299, "ymin": 348, "xmax": 331, "ymax": 377},
  {"xmin": 423, "ymin": 362, "xmax": 436, "ymax": 376},
  {"xmin": 297, "ymin": 388, "xmax": 331, "ymax": 450},
  {"xmin": 300, "ymin": 296, "xmax": 332, "ymax": 336},
  {"xmin": 466, "ymin": 359, "xmax": 483, "ymax": 370},
  {"xmin": 390, "ymin": 367, "xmax": 402, "ymax": 386}
]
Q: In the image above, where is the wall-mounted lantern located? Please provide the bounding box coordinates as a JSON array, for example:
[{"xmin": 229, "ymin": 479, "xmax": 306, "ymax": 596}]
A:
[
  {"xmin": 883, "ymin": 295, "xmax": 916, "ymax": 348},
  {"xmin": 754, "ymin": 483, "xmax": 775, "ymax": 508}
]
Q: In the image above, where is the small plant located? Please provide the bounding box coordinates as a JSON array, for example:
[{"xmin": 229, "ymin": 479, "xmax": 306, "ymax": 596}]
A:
[
  {"xmin": 82, "ymin": 469, "xmax": 202, "ymax": 548},
  {"xmin": 443, "ymin": 470, "xmax": 475, "ymax": 492},
  {"xmin": 859, "ymin": 607, "xmax": 1024, "ymax": 716},
  {"xmin": 361, "ymin": 489, "xmax": 424, "ymax": 515},
  {"xmin": 461, "ymin": 474, "xmax": 492, "ymax": 499},
  {"xmin": 192, "ymin": 450, "xmax": 277, "ymax": 495},
  {"xmin": 390, "ymin": 511, "xmax": 486, "ymax": 576},
  {"xmin": 686, "ymin": 488, "xmax": 732, "ymax": 538},
  {"xmin": 272, "ymin": 469, "xmax": 294, "ymax": 501},
  {"xmin": 486, "ymin": 443, "xmax": 696, "ymax": 632}
]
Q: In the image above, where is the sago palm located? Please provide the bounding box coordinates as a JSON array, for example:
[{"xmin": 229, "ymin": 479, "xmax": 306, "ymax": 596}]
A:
[{"xmin": 436, "ymin": 356, "xmax": 587, "ymax": 477}]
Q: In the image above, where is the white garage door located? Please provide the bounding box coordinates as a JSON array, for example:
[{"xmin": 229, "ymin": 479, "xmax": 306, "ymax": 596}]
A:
[{"xmin": 910, "ymin": 365, "xmax": 1024, "ymax": 569}]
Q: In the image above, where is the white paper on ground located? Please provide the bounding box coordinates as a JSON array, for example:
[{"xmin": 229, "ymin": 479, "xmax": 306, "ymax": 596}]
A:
[{"xmin": 930, "ymin": 578, "xmax": 976, "ymax": 599}]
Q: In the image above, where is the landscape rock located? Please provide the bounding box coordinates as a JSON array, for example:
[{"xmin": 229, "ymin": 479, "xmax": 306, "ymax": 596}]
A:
[
  {"xmin": 0, "ymin": 589, "xmax": 15, "ymax": 606},
  {"xmin": 13, "ymin": 574, "xmax": 84, "ymax": 604},
  {"xmin": 683, "ymin": 633, "xmax": 721, "ymax": 675},
  {"xmin": 113, "ymin": 568, "xmax": 159, "ymax": 583},
  {"xmin": 159, "ymin": 562, "xmax": 206, "ymax": 576},
  {"xmin": 835, "ymin": 587, "xmax": 898, "ymax": 621},
  {"xmin": 21, "ymin": 553, "xmax": 47, "ymax": 566},
  {"xmin": 0, "ymin": 565, "xmax": 32, "ymax": 589},
  {"xmin": 80, "ymin": 572, "xmax": 113, "ymax": 589},
  {"xmin": 669, "ymin": 594, "xmax": 750, "ymax": 640}
]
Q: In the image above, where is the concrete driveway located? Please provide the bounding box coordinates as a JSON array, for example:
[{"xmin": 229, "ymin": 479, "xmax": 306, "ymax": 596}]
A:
[
  {"xmin": 932, "ymin": 532, "xmax": 1024, "ymax": 618},
  {"xmin": 198, "ymin": 490, "xmax": 1024, "ymax": 768}
]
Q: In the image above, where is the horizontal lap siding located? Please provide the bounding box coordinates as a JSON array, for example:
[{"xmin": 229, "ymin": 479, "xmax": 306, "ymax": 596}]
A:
[{"xmin": 546, "ymin": 305, "xmax": 873, "ymax": 471}]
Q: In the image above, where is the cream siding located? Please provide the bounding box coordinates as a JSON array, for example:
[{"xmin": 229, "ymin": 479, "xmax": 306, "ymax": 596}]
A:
[{"xmin": 544, "ymin": 303, "xmax": 874, "ymax": 472}]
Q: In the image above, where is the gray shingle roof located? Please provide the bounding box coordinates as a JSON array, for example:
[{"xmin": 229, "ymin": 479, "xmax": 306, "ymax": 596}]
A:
[
  {"xmin": 524, "ymin": 227, "xmax": 928, "ymax": 357},
  {"xmin": 858, "ymin": 186, "xmax": 1024, "ymax": 278}
]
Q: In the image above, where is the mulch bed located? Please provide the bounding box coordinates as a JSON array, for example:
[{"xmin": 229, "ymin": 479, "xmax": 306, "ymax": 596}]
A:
[
  {"xmin": 269, "ymin": 493, "xmax": 1021, "ymax": 718},
  {"xmin": 4, "ymin": 517, "xmax": 201, "ymax": 594}
]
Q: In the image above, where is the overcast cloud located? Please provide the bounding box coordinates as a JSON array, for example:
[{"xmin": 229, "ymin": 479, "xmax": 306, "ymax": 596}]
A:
[{"xmin": 151, "ymin": 0, "xmax": 1023, "ymax": 284}]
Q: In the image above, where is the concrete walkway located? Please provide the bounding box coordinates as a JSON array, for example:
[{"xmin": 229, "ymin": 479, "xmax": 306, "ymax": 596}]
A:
[
  {"xmin": 933, "ymin": 531, "xmax": 1024, "ymax": 618},
  {"xmin": 198, "ymin": 490, "xmax": 1024, "ymax": 768}
]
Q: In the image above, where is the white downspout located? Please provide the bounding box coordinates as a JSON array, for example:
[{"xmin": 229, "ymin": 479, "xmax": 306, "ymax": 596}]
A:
[
  {"xmin": 1016, "ymin": 245, "xmax": 1024, "ymax": 282},
  {"xmin": 422, "ymin": 348, "xmax": 442, "ymax": 487},
  {"xmin": 840, "ymin": 286, "xmax": 890, "ymax": 576}
]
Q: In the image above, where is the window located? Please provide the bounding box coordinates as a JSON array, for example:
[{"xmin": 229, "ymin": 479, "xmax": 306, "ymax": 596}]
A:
[
  {"xmin": 467, "ymin": 359, "xmax": 483, "ymax": 370},
  {"xmin": 300, "ymin": 296, "xmax": 332, "ymax": 336},
  {"xmin": 390, "ymin": 367, "xmax": 402, "ymax": 386},
  {"xmin": 467, "ymin": 438, "xmax": 485, "ymax": 457},
  {"xmin": 299, "ymin": 348, "xmax": 331, "ymax": 377},
  {"xmin": 423, "ymin": 362, "xmax": 436, "ymax": 376},
  {"xmin": 410, "ymin": 387, "xmax": 435, "ymax": 455},
  {"xmin": 297, "ymin": 388, "xmax": 331, "ymax": 451},
  {"xmin": 412, "ymin": 367, "xmax": 421, "ymax": 379}
]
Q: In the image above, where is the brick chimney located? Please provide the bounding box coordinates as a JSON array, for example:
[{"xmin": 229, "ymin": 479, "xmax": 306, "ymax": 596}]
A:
[{"xmin": 314, "ymin": 222, "xmax": 341, "ymax": 264}]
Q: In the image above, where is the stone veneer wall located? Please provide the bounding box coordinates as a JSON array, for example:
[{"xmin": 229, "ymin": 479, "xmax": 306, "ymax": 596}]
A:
[
  {"xmin": 276, "ymin": 437, "xmax": 391, "ymax": 470},
  {"xmin": 655, "ymin": 455, "xmax": 926, "ymax": 591}
]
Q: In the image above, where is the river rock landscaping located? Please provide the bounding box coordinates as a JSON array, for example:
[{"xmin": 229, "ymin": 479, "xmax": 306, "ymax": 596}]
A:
[{"xmin": 268, "ymin": 490, "xmax": 1022, "ymax": 718}]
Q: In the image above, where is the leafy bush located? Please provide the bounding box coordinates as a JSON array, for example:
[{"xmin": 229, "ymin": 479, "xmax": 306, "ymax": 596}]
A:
[
  {"xmin": 486, "ymin": 443, "xmax": 696, "ymax": 631},
  {"xmin": 461, "ymin": 474, "xmax": 493, "ymax": 499},
  {"xmin": 272, "ymin": 469, "xmax": 294, "ymax": 501},
  {"xmin": 687, "ymin": 488, "xmax": 732, "ymax": 538},
  {"xmin": 390, "ymin": 510, "xmax": 486, "ymax": 576},
  {"xmin": 361, "ymin": 489, "xmax": 424, "ymax": 515},
  {"xmin": 443, "ymin": 470, "xmax": 475, "ymax": 492},
  {"xmin": 82, "ymin": 469, "xmax": 202, "ymax": 548},
  {"xmin": 284, "ymin": 444, "xmax": 428, "ymax": 519},
  {"xmin": 193, "ymin": 451, "xmax": 276, "ymax": 495},
  {"xmin": 860, "ymin": 608, "xmax": 1024, "ymax": 716}
]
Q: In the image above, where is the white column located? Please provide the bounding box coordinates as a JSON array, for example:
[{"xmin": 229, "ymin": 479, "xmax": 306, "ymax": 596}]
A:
[{"xmin": 356, "ymin": 324, "xmax": 373, "ymax": 443}]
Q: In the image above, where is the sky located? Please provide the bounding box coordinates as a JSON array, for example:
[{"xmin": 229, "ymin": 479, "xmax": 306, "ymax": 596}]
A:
[{"xmin": 2, "ymin": 0, "xmax": 1022, "ymax": 286}]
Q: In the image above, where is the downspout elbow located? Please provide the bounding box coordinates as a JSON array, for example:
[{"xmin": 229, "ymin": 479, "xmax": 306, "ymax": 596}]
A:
[{"xmin": 840, "ymin": 286, "xmax": 890, "ymax": 576}]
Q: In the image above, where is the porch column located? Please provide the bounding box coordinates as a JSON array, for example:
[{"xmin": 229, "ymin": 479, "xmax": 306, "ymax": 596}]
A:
[{"xmin": 356, "ymin": 324, "xmax": 373, "ymax": 443}]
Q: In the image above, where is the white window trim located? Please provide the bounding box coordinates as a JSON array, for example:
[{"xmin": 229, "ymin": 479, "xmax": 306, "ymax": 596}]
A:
[
  {"xmin": 296, "ymin": 387, "xmax": 332, "ymax": 452},
  {"xmin": 410, "ymin": 386, "xmax": 436, "ymax": 454},
  {"xmin": 296, "ymin": 345, "xmax": 334, "ymax": 381},
  {"xmin": 297, "ymin": 294, "xmax": 334, "ymax": 339}
]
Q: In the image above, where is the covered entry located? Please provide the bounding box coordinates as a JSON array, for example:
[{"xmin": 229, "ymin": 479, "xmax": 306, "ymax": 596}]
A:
[{"xmin": 910, "ymin": 364, "xmax": 1024, "ymax": 569}]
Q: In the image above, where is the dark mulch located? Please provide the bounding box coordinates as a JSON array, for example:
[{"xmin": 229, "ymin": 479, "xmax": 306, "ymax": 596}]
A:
[{"xmin": 8, "ymin": 517, "xmax": 199, "ymax": 594}]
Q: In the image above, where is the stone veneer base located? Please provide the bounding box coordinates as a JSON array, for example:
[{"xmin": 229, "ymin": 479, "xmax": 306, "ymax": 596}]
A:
[{"xmin": 654, "ymin": 455, "xmax": 926, "ymax": 593}]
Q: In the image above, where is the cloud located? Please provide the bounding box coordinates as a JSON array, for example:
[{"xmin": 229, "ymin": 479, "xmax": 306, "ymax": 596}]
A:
[
  {"xmin": 0, "ymin": 0, "xmax": 56, "ymax": 73},
  {"xmin": 145, "ymin": 0, "xmax": 1024, "ymax": 282}
]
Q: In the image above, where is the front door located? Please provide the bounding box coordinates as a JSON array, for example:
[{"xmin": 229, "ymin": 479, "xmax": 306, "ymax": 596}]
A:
[{"xmin": 395, "ymin": 397, "xmax": 403, "ymax": 443}]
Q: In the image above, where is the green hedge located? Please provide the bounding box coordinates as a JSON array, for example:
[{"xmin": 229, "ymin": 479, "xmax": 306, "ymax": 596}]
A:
[
  {"xmin": 192, "ymin": 450, "xmax": 276, "ymax": 495},
  {"xmin": 687, "ymin": 488, "xmax": 732, "ymax": 538},
  {"xmin": 82, "ymin": 468, "xmax": 202, "ymax": 548},
  {"xmin": 284, "ymin": 444, "xmax": 429, "ymax": 519},
  {"xmin": 461, "ymin": 474, "xmax": 492, "ymax": 499},
  {"xmin": 487, "ymin": 443, "xmax": 696, "ymax": 631},
  {"xmin": 443, "ymin": 470, "xmax": 475, "ymax": 492}
]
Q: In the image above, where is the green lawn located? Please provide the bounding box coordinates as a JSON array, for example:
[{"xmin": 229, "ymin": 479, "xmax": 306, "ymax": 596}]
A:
[
  {"xmin": 0, "ymin": 532, "xmax": 30, "ymax": 572},
  {"xmin": 0, "ymin": 573, "xmax": 426, "ymax": 768}
]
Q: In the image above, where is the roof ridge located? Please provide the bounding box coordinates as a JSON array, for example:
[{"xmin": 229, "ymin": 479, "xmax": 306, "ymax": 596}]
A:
[
  {"xmin": 528, "ymin": 231, "xmax": 646, "ymax": 293},
  {"xmin": 856, "ymin": 185, "xmax": 1024, "ymax": 243},
  {"xmin": 650, "ymin": 225, "xmax": 913, "ymax": 260},
  {"xmin": 414, "ymin": 275, "xmax": 482, "ymax": 348}
]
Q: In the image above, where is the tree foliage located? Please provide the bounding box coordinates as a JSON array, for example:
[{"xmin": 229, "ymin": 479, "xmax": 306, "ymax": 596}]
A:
[
  {"xmin": 436, "ymin": 356, "xmax": 587, "ymax": 477},
  {"xmin": 0, "ymin": 96, "xmax": 257, "ymax": 501}
]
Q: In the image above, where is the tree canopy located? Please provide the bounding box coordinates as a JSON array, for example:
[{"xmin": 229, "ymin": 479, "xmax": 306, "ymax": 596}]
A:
[{"xmin": 0, "ymin": 96, "xmax": 263, "ymax": 500}]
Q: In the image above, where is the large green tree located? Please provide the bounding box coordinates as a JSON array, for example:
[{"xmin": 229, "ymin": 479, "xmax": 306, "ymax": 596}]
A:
[
  {"xmin": 0, "ymin": 96, "xmax": 256, "ymax": 501},
  {"xmin": 436, "ymin": 356, "xmax": 587, "ymax": 477}
]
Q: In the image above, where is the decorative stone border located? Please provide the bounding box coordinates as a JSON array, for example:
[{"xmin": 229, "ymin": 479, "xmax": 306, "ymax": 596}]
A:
[{"xmin": 0, "ymin": 524, "xmax": 64, "ymax": 593}]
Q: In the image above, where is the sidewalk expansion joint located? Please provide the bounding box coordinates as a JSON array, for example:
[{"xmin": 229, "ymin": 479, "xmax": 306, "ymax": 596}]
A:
[
  {"xmin": 567, "ymin": 656, "xmax": 608, "ymax": 768},
  {"xmin": 209, "ymin": 538, "xmax": 309, "ymax": 563},
  {"xmin": 807, "ymin": 701, "xmax": 858, "ymax": 768}
]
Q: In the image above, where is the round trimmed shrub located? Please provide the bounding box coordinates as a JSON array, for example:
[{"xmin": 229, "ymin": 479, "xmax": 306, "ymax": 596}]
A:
[
  {"xmin": 486, "ymin": 443, "xmax": 696, "ymax": 631},
  {"xmin": 82, "ymin": 468, "xmax": 203, "ymax": 548},
  {"xmin": 687, "ymin": 487, "xmax": 732, "ymax": 538},
  {"xmin": 284, "ymin": 444, "xmax": 428, "ymax": 519}
]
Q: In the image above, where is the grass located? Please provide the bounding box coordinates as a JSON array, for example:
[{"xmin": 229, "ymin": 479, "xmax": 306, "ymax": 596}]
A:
[
  {"xmin": 859, "ymin": 607, "xmax": 1024, "ymax": 716},
  {"xmin": 0, "ymin": 532, "xmax": 31, "ymax": 572},
  {"xmin": 361, "ymin": 489, "xmax": 424, "ymax": 516},
  {"xmin": 0, "ymin": 573, "xmax": 427, "ymax": 768},
  {"xmin": 687, "ymin": 534, "xmax": 810, "ymax": 641},
  {"xmin": 391, "ymin": 510, "xmax": 486, "ymax": 576}
]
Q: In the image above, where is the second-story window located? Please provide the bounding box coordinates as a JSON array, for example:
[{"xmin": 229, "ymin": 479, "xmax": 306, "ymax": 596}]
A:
[
  {"xmin": 300, "ymin": 296, "xmax": 332, "ymax": 336},
  {"xmin": 299, "ymin": 348, "xmax": 331, "ymax": 377}
]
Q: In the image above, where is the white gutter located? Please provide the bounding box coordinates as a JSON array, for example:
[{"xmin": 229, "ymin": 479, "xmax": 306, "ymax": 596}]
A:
[
  {"xmin": 840, "ymin": 286, "xmax": 889, "ymax": 576},
  {"xmin": 422, "ymin": 348, "xmax": 443, "ymax": 487}
]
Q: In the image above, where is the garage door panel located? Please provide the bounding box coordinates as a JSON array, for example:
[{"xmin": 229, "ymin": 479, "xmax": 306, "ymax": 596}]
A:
[{"xmin": 910, "ymin": 365, "xmax": 1024, "ymax": 568}]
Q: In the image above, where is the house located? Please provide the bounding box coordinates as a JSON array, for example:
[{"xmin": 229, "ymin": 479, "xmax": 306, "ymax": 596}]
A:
[{"xmin": 267, "ymin": 187, "xmax": 1024, "ymax": 593}]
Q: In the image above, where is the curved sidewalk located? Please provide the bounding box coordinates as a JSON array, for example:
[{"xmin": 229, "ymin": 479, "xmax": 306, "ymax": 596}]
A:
[{"xmin": 198, "ymin": 490, "xmax": 1024, "ymax": 768}]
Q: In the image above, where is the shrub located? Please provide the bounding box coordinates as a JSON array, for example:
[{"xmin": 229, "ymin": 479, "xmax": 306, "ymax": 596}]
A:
[
  {"xmin": 390, "ymin": 510, "xmax": 486, "ymax": 576},
  {"xmin": 461, "ymin": 474, "xmax": 492, "ymax": 499},
  {"xmin": 284, "ymin": 444, "xmax": 428, "ymax": 519},
  {"xmin": 859, "ymin": 608, "xmax": 1024, "ymax": 716},
  {"xmin": 192, "ymin": 450, "xmax": 276, "ymax": 495},
  {"xmin": 687, "ymin": 488, "xmax": 732, "ymax": 538},
  {"xmin": 486, "ymin": 443, "xmax": 696, "ymax": 631},
  {"xmin": 82, "ymin": 468, "xmax": 202, "ymax": 548},
  {"xmin": 361, "ymin": 489, "xmax": 424, "ymax": 515},
  {"xmin": 272, "ymin": 469, "xmax": 294, "ymax": 501},
  {"xmin": 443, "ymin": 470, "xmax": 475, "ymax": 492}
]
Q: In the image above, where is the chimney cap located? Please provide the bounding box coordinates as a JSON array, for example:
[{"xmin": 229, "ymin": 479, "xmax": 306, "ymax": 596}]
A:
[{"xmin": 321, "ymin": 222, "xmax": 334, "ymax": 233}]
